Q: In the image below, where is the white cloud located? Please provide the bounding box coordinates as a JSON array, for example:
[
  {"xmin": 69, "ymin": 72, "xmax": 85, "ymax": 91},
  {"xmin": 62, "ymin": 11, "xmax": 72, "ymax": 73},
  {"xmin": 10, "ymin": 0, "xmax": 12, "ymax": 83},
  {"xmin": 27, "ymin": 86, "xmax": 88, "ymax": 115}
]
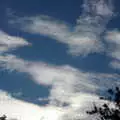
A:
[
  {"xmin": 0, "ymin": 89, "xmax": 106, "ymax": 120},
  {"xmin": 14, "ymin": 16, "xmax": 104, "ymax": 55},
  {"xmin": 8, "ymin": 0, "xmax": 114, "ymax": 56},
  {"xmin": 110, "ymin": 60, "xmax": 120, "ymax": 69},
  {"xmin": 105, "ymin": 30, "xmax": 120, "ymax": 69},
  {"xmin": 105, "ymin": 30, "xmax": 120, "ymax": 45},
  {"xmin": 0, "ymin": 90, "xmax": 64, "ymax": 120},
  {"xmin": 0, "ymin": 0, "xmax": 119, "ymax": 120},
  {"xmin": 0, "ymin": 54, "xmax": 120, "ymax": 120},
  {"xmin": 0, "ymin": 54, "xmax": 119, "ymax": 106},
  {"xmin": 0, "ymin": 54, "xmax": 97, "ymax": 90},
  {"xmin": 0, "ymin": 31, "xmax": 30, "ymax": 53},
  {"xmin": 82, "ymin": 0, "xmax": 114, "ymax": 17}
]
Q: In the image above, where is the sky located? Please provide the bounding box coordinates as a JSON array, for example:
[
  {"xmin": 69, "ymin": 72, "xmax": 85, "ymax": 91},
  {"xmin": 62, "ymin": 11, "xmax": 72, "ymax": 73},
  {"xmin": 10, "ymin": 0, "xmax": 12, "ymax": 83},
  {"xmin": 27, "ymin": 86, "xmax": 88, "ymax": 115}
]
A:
[{"xmin": 0, "ymin": 0, "xmax": 120, "ymax": 120}]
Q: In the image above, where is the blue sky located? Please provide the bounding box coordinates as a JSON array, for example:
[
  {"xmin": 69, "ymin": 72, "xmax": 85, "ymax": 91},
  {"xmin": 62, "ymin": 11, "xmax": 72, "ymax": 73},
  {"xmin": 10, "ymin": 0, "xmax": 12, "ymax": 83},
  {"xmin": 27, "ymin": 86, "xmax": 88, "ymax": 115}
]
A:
[{"xmin": 0, "ymin": 0, "xmax": 120, "ymax": 120}]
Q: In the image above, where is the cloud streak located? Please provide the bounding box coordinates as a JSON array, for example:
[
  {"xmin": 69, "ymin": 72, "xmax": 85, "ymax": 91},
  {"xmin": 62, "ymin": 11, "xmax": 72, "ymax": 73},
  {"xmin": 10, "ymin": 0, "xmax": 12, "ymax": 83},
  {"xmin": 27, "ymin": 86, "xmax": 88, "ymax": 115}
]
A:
[
  {"xmin": 8, "ymin": 0, "xmax": 114, "ymax": 56},
  {"xmin": 0, "ymin": 54, "xmax": 119, "ymax": 104},
  {"xmin": 105, "ymin": 30, "xmax": 120, "ymax": 69},
  {"xmin": 0, "ymin": 31, "xmax": 30, "ymax": 53}
]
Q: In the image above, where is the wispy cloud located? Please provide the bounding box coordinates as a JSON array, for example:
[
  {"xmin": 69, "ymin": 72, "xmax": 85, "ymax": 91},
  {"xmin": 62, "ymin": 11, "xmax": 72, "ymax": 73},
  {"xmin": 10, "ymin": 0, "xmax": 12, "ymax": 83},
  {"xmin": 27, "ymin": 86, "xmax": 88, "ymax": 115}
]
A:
[
  {"xmin": 0, "ymin": 54, "xmax": 119, "ymax": 120},
  {"xmin": 82, "ymin": 0, "xmax": 114, "ymax": 17},
  {"xmin": 0, "ymin": 31, "xmax": 119, "ymax": 119},
  {"xmin": 0, "ymin": 55, "xmax": 100, "ymax": 120},
  {"xmin": 8, "ymin": 0, "xmax": 114, "ymax": 56},
  {"xmin": 0, "ymin": 31, "xmax": 30, "ymax": 53},
  {"xmin": 0, "ymin": 54, "xmax": 119, "ymax": 104},
  {"xmin": 105, "ymin": 30, "xmax": 120, "ymax": 69},
  {"xmin": 0, "ymin": 0, "xmax": 119, "ymax": 120}
]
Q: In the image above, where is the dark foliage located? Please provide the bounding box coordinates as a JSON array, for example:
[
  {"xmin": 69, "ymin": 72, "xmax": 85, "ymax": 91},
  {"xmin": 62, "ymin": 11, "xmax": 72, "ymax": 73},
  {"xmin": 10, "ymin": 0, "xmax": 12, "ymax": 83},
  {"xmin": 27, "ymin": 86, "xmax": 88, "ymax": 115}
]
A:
[
  {"xmin": 87, "ymin": 87, "xmax": 120, "ymax": 120},
  {"xmin": 0, "ymin": 115, "xmax": 7, "ymax": 120}
]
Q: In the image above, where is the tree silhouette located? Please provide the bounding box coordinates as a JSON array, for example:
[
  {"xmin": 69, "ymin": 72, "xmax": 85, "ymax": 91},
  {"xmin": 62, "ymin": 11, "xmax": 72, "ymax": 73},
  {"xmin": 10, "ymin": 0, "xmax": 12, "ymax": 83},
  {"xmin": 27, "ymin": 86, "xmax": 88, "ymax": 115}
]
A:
[
  {"xmin": 87, "ymin": 87, "xmax": 120, "ymax": 120},
  {"xmin": 0, "ymin": 115, "xmax": 7, "ymax": 120}
]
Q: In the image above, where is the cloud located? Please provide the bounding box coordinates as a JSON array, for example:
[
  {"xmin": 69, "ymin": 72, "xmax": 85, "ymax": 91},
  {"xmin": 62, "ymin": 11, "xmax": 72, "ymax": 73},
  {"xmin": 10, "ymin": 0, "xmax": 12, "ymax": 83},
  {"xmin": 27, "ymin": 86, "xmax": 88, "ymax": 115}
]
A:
[
  {"xmin": 0, "ymin": 89, "xmax": 105, "ymax": 120},
  {"xmin": 105, "ymin": 30, "xmax": 120, "ymax": 46},
  {"xmin": 0, "ymin": 54, "xmax": 97, "ymax": 88},
  {"xmin": 0, "ymin": 57, "xmax": 106, "ymax": 120},
  {"xmin": 0, "ymin": 31, "xmax": 30, "ymax": 53},
  {"xmin": 0, "ymin": 86, "xmax": 117, "ymax": 120},
  {"xmin": 0, "ymin": 54, "xmax": 119, "ymax": 107},
  {"xmin": 0, "ymin": 0, "xmax": 119, "ymax": 120},
  {"xmin": 0, "ymin": 74, "xmax": 117, "ymax": 120},
  {"xmin": 82, "ymin": 0, "xmax": 114, "ymax": 17},
  {"xmin": 8, "ymin": 0, "xmax": 114, "ymax": 56},
  {"xmin": 110, "ymin": 61, "xmax": 120, "ymax": 69},
  {"xmin": 0, "ymin": 90, "xmax": 64, "ymax": 120},
  {"xmin": 105, "ymin": 30, "xmax": 120, "ymax": 69},
  {"xmin": 0, "ymin": 54, "xmax": 119, "ymax": 120}
]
